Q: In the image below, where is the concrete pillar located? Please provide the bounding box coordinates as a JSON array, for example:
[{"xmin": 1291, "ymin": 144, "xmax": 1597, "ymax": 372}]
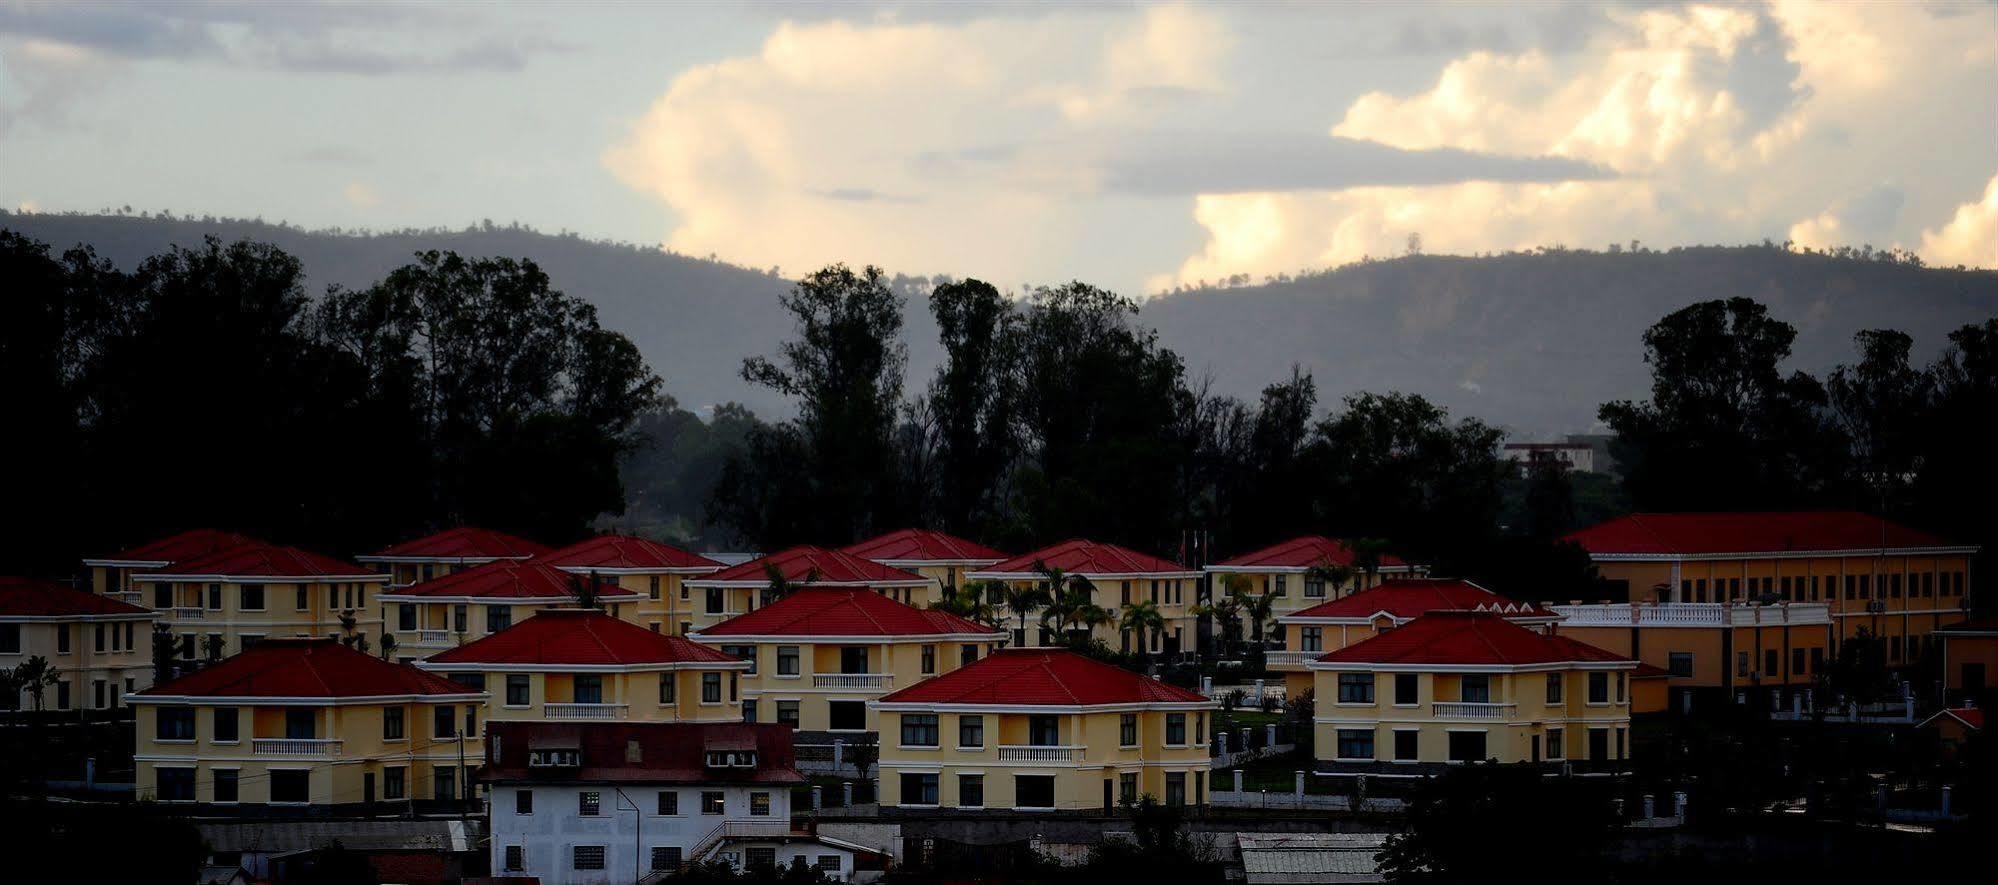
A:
[
  {"xmin": 1674, "ymin": 791, "xmax": 1687, "ymax": 821},
  {"xmin": 1611, "ymin": 798, "xmax": 1624, "ymax": 818},
  {"xmin": 1792, "ymin": 694, "xmax": 1803, "ymax": 715},
  {"xmin": 1875, "ymin": 785, "xmax": 1888, "ymax": 815},
  {"xmin": 1233, "ymin": 769, "xmax": 1243, "ymax": 793},
  {"xmin": 1803, "ymin": 688, "xmax": 1813, "ymax": 712},
  {"xmin": 812, "ymin": 785, "xmax": 823, "ymax": 810},
  {"xmin": 1266, "ymin": 723, "xmax": 1278, "ymax": 748},
  {"xmin": 1217, "ymin": 732, "xmax": 1229, "ymax": 755},
  {"xmin": 1294, "ymin": 771, "xmax": 1305, "ymax": 797},
  {"xmin": 843, "ymin": 781, "xmax": 853, "ymax": 807},
  {"xmin": 1201, "ymin": 675, "xmax": 1213, "ymax": 694},
  {"xmin": 1356, "ymin": 775, "xmax": 1367, "ymax": 802},
  {"xmin": 1254, "ymin": 678, "xmax": 1266, "ymax": 702},
  {"xmin": 1941, "ymin": 786, "xmax": 1952, "ymax": 816},
  {"xmin": 1240, "ymin": 727, "xmax": 1251, "ymax": 750},
  {"xmin": 1642, "ymin": 794, "xmax": 1654, "ymax": 819},
  {"xmin": 833, "ymin": 739, "xmax": 844, "ymax": 767}
]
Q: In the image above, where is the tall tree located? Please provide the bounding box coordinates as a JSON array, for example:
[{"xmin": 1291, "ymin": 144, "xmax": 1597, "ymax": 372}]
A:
[
  {"xmin": 926, "ymin": 278, "xmax": 1021, "ymax": 534},
  {"xmin": 1301, "ymin": 392, "xmax": 1505, "ymax": 565},
  {"xmin": 1828, "ymin": 329, "xmax": 1931, "ymax": 508}
]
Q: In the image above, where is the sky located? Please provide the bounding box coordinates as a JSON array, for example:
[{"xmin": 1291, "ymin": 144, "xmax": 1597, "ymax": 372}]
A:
[{"xmin": 3, "ymin": 1, "xmax": 1995, "ymax": 296}]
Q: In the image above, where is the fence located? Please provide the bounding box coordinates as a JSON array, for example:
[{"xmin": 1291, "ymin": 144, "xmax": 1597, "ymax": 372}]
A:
[{"xmin": 1210, "ymin": 721, "xmax": 1297, "ymax": 767}]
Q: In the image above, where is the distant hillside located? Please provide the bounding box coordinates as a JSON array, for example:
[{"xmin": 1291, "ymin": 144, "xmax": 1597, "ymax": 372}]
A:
[{"xmin": 8, "ymin": 211, "xmax": 1995, "ymax": 434}]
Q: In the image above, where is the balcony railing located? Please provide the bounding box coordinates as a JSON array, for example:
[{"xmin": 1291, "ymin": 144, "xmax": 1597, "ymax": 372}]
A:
[
  {"xmin": 1551, "ymin": 602, "xmax": 1832, "ymax": 627},
  {"xmin": 813, "ymin": 673, "xmax": 892, "ymax": 690},
  {"xmin": 172, "ymin": 607, "xmax": 206, "ymax": 620},
  {"xmin": 252, "ymin": 738, "xmax": 344, "ymax": 757},
  {"xmin": 416, "ymin": 630, "xmax": 452, "ymax": 644},
  {"xmin": 998, "ymin": 744, "xmax": 1082, "ymax": 763},
  {"xmin": 1265, "ymin": 650, "xmax": 1319, "ymax": 667},
  {"xmin": 1432, "ymin": 702, "xmax": 1514, "ymax": 720},
  {"xmin": 111, "ymin": 591, "xmax": 146, "ymax": 605},
  {"xmin": 543, "ymin": 702, "xmax": 629, "ymax": 720}
]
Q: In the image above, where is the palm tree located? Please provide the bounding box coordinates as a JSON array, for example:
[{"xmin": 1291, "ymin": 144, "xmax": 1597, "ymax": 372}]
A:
[
  {"xmin": 1194, "ymin": 595, "xmax": 1244, "ymax": 657},
  {"xmin": 1240, "ymin": 592, "xmax": 1277, "ymax": 647},
  {"xmin": 1076, "ymin": 602, "xmax": 1116, "ymax": 639},
  {"xmin": 1305, "ymin": 561, "xmax": 1356, "ymax": 600},
  {"xmin": 931, "ymin": 582, "xmax": 998, "ymax": 627},
  {"xmin": 150, "ymin": 623, "xmax": 176, "ymax": 684},
  {"xmin": 201, "ymin": 633, "xmax": 226, "ymax": 663},
  {"xmin": 1350, "ymin": 538, "xmax": 1392, "ymax": 591},
  {"xmin": 762, "ymin": 563, "xmax": 819, "ymax": 607},
  {"xmin": 12, "ymin": 656, "xmax": 59, "ymax": 713},
  {"xmin": 378, "ymin": 631, "xmax": 399, "ymax": 661},
  {"xmin": 1001, "ymin": 582, "xmax": 1052, "ymax": 648},
  {"xmin": 1119, "ymin": 600, "xmax": 1165, "ymax": 667},
  {"xmin": 0, "ymin": 668, "xmax": 20, "ymax": 722}
]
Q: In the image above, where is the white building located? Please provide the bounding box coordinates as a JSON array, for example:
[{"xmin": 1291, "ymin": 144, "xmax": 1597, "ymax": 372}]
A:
[{"xmin": 483, "ymin": 720, "xmax": 882, "ymax": 884}]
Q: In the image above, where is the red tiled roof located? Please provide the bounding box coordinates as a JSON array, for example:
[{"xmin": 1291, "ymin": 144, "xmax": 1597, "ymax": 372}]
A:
[
  {"xmin": 379, "ymin": 560, "xmax": 634, "ymax": 601},
  {"xmin": 969, "ymin": 539, "xmax": 1196, "ymax": 578},
  {"xmin": 1564, "ymin": 511, "xmax": 1968, "ymax": 557},
  {"xmin": 1281, "ymin": 579, "xmax": 1553, "ymax": 622},
  {"xmin": 687, "ymin": 546, "xmax": 930, "ymax": 588},
  {"xmin": 1920, "ymin": 707, "xmax": 1985, "ymax": 731},
  {"xmin": 88, "ymin": 529, "xmax": 259, "ymax": 565},
  {"xmin": 1317, "ymin": 610, "xmax": 1633, "ymax": 667},
  {"xmin": 139, "ymin": 541, "xmax": 380, "ymax": 580},
  {"xmin": 0, "ymin": 577, "xmax": 153, "ymax": 618},
  {"xmin": 841, "ymin": 529, "xmax": 1008, "ymax": 565},
  {"xmin": 1211, "ymin": 535, "xmax": 1410, "ymax": 571},
  {"xmin": 696, "ymin": 588, "xmax": 999, "ymax": 638},
  {"xmin": 424, "ymin": 609, "xmax": 740, "ymax": 667},
  {"xmin": 136, "ymin": 639, "xmax": 477, "ymax": 700},
  {"xmin": 876, "ymin": 648, "xmax": 1210, "ymax": 706},
  {"xmin": 483, "ymin": 720, "xmax": 804, "ymax": 785},
  {"xmin": 361, "ymin": 526, "xmax": 550, "ymax": 561},
  {"xmin": 536, "ymin": 534, "xmax": 723, "ymax": 573}
]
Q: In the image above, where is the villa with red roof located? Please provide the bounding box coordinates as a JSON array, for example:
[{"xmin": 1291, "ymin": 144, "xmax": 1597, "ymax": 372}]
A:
[
  {"xmin": 356, "ymin": 526, "xmax": 550, "ymax": 588},
  {"xmin": 133, "ymin": 540, "xmax": 388, "ymax": 666},
  {"xmin": 83, "ymin": 528, "xmax": 257, "ymax": 604},
  {"xmin": 1205, "ymin": 535, "xmax": 1422, "ymax": 622},
  {"xmin": 375, "ymin": 560, "xmax": 636, "ymax": 660},
  {"xmin": 691, "ymin": 588, "xmax": 1003, "ymax": 733},
  {"xmin": 871, "ymin": 648, "xmax": 1215, "ymax": 812},
  {"xmin": 1265, "ymin": 579, "xmax": 1557, "ymax": 695},
  {"xmin": 131, "ymin": 638, "xmax": 486, "ymax": 813},
  {"xmin": 1309, "ymin": 610, "xmax": 1638, "ymax": 772},
  {"xmin": 966, "ymin": 539, "xmax": 1201, "ymax": 656},
  {"xmin": 417, "ymin": 608, "xmax": 748, "ymax": 725},
  {"xmin": 682, "ymin": 546, "xmax": 934, "ymax": 633},
  {"xmin": 536, "ymin": 533, "xmax": 724, "ymax": 637},
  {"xmin": 841, "ymin": 528, "xmax": 1008, "ymax": 607},
  {"xmin": 1, "ymin": 576, "xmax": 157, "ymax": 711}
]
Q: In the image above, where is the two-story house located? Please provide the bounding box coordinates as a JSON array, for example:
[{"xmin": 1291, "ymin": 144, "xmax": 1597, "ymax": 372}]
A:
[
  {"xmin": 1266, "ymin": 579, "xmax": 1558, "ymax": 696},
  {"xmin": 0, "ymin": 577, "xmax": 156, "ymax": 712},
  {"xmin": 839, "ymin": 529, "xmax": 1008, "ymax": 608},
  {"xmin": 417, "ymin": 608, "xmax": 749, "ymax": 724},
  {"xmin": 871, "ymin": 648, "xmax": 1216, "ymax": 812},
  {"xmin": 691, "ymin": 589, "xmax": 1003, "ymax": 734},
  {"xmin": 83, "ymin": 529, "xmax": 255, "ymax": 606},
  {"xmin": 1310, "ymin": 610, "xmax": 1638, "ymax": 772},
  {"xmin": 133, "ymin": 541, "xmax": 388, "ymax": 664},
  {"xmin": 483, "ymin": 720, "xmax": 883, "ymax": 883},
  {"xmin": 1204, "ymin": 535, "xmax": 1420, "ymax": 624},
  {"xmin": 966, "ymin": 540, "xmax": 1201, "ymax": 657},
  {"xmin": 131, "ymin": 638, "xmax": 486, "ymax": 813},
  {"xmin": 535, "ymin": 534, "xmax": 724, "ymax": 635},
  {"xmin": 681, "ymin": 546, "xmax": 935, "ymax": 633},
  {"xmin": 356, "ymin": 526, "xmax": 549, "ymax": 589},
  {"xmin": 376, "ymin": 561, "xmax": 636, "ymax": 661}
]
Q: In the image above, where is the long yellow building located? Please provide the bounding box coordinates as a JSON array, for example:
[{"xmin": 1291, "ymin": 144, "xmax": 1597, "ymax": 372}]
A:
[
  {"xmin": 873, "ymin": 648, "xmax": 1216, "ymax": 811},
  {"xmin": 966, "ymin": 539, "xmax": 1201, "ymax": 657},
  {"xmin": 1, "ymin": 577, "xmax": 156, "ymax": 712}
]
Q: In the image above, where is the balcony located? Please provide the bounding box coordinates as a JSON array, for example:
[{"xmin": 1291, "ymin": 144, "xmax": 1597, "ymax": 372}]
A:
[
  {"xmin": 998, "ymin": 744, "xmax": 1082, "ymax": 763},
  {"xmin": 543, "ymin": 703, "xmax": 629, "ymax": 721},
  {"xmin": 111, "ymin": 591, "xmax": 146, "ymax": 605},
  {"xmin": 813, "ymin": 673, "xmax": 892, "ymax": 690},
  {"xmin": 252, "ymin": 738, "xmax": 344, "ymax": 758},
  {"xmin": 415, "ymin": 630, "xmax": 453, "ymax": 645},
  {"xmin": 172, "ymin": 607, "xmax": 207, "ymax": 620},
  {"xmin": 1551, "ymin": 602, "xmax": 1832, "ymax": 627},
  {"xmin": 1432, "ymin": 702, "xmax": 1514, "ymax": 720},
  {"xmin": 1264, "ymin": 651, "xmax": 1319, "ymax": 668}
]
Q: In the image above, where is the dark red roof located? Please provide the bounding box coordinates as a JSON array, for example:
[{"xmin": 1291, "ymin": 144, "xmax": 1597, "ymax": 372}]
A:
[
  {"xmin": 1564, "ymin": 511, "xmax": 1968, "ymax": 556},
  {"xmin": 970, "ymin": 539, "xmax": 1196, "ymax": 578},
  {"xmin": 1317, "ymin": 610, "xmax": 1633, "ymax": 667},
  {"xmin": 1282, "ymin": 579, "xmax": 1553, "ymax": 622},
  {"xmin": 362, "ymin": 527, "xmax": 550, "ymax": 561},
  {"xmin": 696, "ymin": 588, "xmax": 998, "ymax": 638},
  {"xmin": 379, "ymin": 560, "xmax": 635, "ymax": 601},
  {"xmin": 841, "ymin": 529, "xmax": 1008, "ymax": 565},
  {"xmin": 424, "ymin": 609, "xmax": 740, "ymax": 667},
  {"xmin": 1938, "ymin": 618, "xmax": 1998, "ymax": 636},
  {"xmin": 536, "ymin": 534, "xmax": 723, "ymax": 572},
  {"xmin": 1211, "ymin": 535, "xmax": 1410, "ymax": 571},
  {"xmin": 88, "ymin": 529, "xmax": 259, "ymax": 565},
  {"xmin": 136, "ymin": 639, "xmax": 477, "ymax": 700},
  {"xmin": 0, "ymin": 577, "xmax": 153, "ymax": 618},
  {"xmin": 688, "ymin": 546, "xmax": 930, "ymax": 587},
  {"xmin": 483, "ymin": 720, "xmax": 804, "ymax": 784},
  {"xmin": 877, "ymin": 648, "xmax": 1210, "ymax": 706},
  {"xmin": 140, "ymin": 541, "xmax": 380, "ymax": 580}
]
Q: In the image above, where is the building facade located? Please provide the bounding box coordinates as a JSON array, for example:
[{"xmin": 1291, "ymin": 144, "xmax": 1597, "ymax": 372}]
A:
[
  {"xmin": 133, "ymin": 541, "xmax": 388, "ymax": 664},
  {"xmin": 1267, "ymin": 579, "xmax": 1557, "ymax": 696},
  {"xmin": 83, "ymin": 529, "xmax": 255, "ymax": 606},
  {"xmin": 0, "ymin": 576, "xmax": 156, "ymax": 712},
  {"xmin": 839, "ymin": 529, "xmax": 1008, "ymax": 608},
  {"xmin": 356, "ymin": 526, "xmax": 549, "ymax": 589},
  {"xmin": 535, "ymin": 534, "xmax": 724, "ymax": 636},
  {"xmin": 1205, "ymin": 535, "xmax": 1421, "ymax": 626},
  {"xmin": 872, "ymin": 648, "xmax": 1216, "ymax": 812},
  {"xmin": 376, "ymin": 561, "xmax": 637, "ymax": 661},
  {"xmin": 966, "ymin": 540, "xmax": 1202, "ymax": 656},
  {"xmin": 682, "ymin": 546, "xmax": 936, "ymax": 633}
]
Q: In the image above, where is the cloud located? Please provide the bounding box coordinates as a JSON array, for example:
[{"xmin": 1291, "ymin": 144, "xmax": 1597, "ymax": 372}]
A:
[
  {"xmin": 1919, "ymin": 174, "xmax": 1998, "ymax": 269},
  {"xmin": 1101, "ymin": 132, "xmax": 1610, "ymax": 196},
  {"xmin": 342, "ymin": 182, "xmax": 381, "ymax": 208},
  {"xmin": 0, "ymin": 37, "xmax": 120, "ymax": 134}
]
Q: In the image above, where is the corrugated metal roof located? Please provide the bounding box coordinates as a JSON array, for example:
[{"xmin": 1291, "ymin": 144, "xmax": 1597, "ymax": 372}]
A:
[
  {"xmin": 1237, "ymin": 833, "xmax": 1386, "ymax": 884},
  {"xmin": 196, "ymin": 819, "xmax": 479, "ymax": 854}
]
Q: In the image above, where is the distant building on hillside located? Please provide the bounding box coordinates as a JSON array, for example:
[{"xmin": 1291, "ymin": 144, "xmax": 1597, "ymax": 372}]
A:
[{"xmin": 1503, "ymin": 441, "xmax": 1596, "ymax": 475}]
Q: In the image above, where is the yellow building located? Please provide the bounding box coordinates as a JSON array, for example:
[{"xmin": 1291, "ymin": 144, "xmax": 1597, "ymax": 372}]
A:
[
  {"xmin": 131, "ymin": 638, "xmax": 485, "ymax": 812},
  {"xmin": 83, "ymin": 528, "xmax": 255, "ymax": 606},
  {"xmin": 840, "ymin": 528, "xmax": 1008, "ymax": 607},
  {"xmin": 536, "ymin": 534, "xmax": 724, "ymax": 635},
  {"xmin": 1937, "ymin": 618, "xmax": 1998, "ymax": 704},
  {"xmin": 683, "ymin": 546, "xmax": 936, "ymax": 634},
  {"xmin": 375, "ymin": 560, "xmax": 636, "ymax": 661},
  {"xmin": 1266, "ymin": 579, "xmax": 1558, "ymax": 697},
  {"xmin": 1205, "ymin": 535, "xmax": 1423, "ymax": 627},
  {"xmin": 872, "ymin": 648, "xmax": 1216, "ymax": 811},
  {"xmin": 1310, "ymin": 610, "xmax": 1638, "ymax": 772},
  {"xmin": 1551, "ymin": 601, "xmax": 1832, "ymax": 713},
  {"xmin": 0, "ymin": 577, "xmax": 157, "ymax": 712},
  {"xmin": 417, "ymin": 608, "xmax": 749, "ymax": 724},
  {"xmin": 355, "ymin": 526, "xmax": 549, "ymax": 589},
  {"xmin": 133, "ymin": 541, "xmax": 387, "ymax": 664},
  {"xmin": 691, "ymin": 588, "xmax": 1003, "ymax": 734},
  {"xmin": 1565, "ymin": 512, "xmax": 1975, "ymax": 668},
  {"xmin": 966, "ymin": 539, "xmax": 1201, "ymax": 657}
]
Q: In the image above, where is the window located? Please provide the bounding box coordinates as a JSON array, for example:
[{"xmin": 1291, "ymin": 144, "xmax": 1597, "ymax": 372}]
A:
[
  {"xmin": 1737, "ymin": 651, "xmax": 1750, "ymax": 677},
  {"xmin": 514, "ymin": 789, "xmax": 534, "ymax": 814},
  {"xmin": 578, "ymin": 791, "xmax": 602, "ymax": 816},
  {"xmin": 93, "ymin": 679, "xmax": 106, "ymax": 709},
  {"xmin": 922, "ymin": 644, "xmax": 936, "ymax": 674},
  {"xmin": 451, "ymin": 673, "xmax": 486, "ymax": 692},
  {"xmin": 486, "ymin": 605, "xmax": 512, "ymax": 633},
  {"xmin": 648, "ymin": 575, "xmax": 662, "ymax": 600},
  {"xmin": 901, "ymin": 714, "xmax": 940, "ymax": 747},
  {"xmin": 153, "ymin": 583, "xmax": 172, "ymax": 609},
  {"xmin": 1337, "ymin": 728, "xmax": 1375, "ymax": 760},
  {"xmin": 156, "ymin": 708, "xmax": 196, "ymax": 740},
  {"xmin": 818, "ymin": 855, "xmax": 842, "ymax": 873},
  {"xmin": 156, "ymin": 767, "xmax": 194, "ymax": 802},
  {"xmin": 960, "ymin": 773, "xmax": 985, "ymax": 808},
  {"xmin": 1119, "ymin": 713, "xmax": 1138, "ymax": 746},
  {"xmin": 1393, "ymin": 730, "xmax": 1419, "ymax": 761},
  {"xmin": 1165, "ymin": 713, "xmax": 1187, "ymax": 746},
  {"xmin": 651, "ymin": 846, "xmax": 681, "ymax": 871},
  {"xmin": 214, "ymin": 707, "xmax": 239, "ymax": 742},
  {"xmin": 1544, "ymin": 673, "xmax": 1563, "ymax": 704},
  {"xmin": 214, "ymin": 769, "xmax": 239, "ymax": 803},
  {"xmin": 1337, "ymin": 673, "xmax": 1375, "ymax": 704},
  {"xmin": 1547, "ymin": 727, "xmax": 1564, "ymax": 759},
  {"xmin": 452, "ymin": 604, "xmax": 468, "ymax": 633},
  {"xmin": 705, "ymin": 587, "xmax": 724, "ymax": 615},
  {"xmin": 1165, "ymin": 771, "xmax": 1188, "ymax": 806},
  {"xmin": 745, "ymin": 847, "xmax": 777, "ymax": 870},
  {"xmin": 959, "ymin": 714, "xmax": 985, "ymax": 749},
  {"xmin": 504, "ymin": 846, "xmax": 525, "ymax": 872},
  {"xmin": 777, "ymin": 645, "xmax": 800, "ymax": 676},
  {"xmin": 435, "ymin": 766, "xmax": 458, "ymax": 801},
  {"xmin": 575, "ymin": 674, "xmax": 604, "ymax": 704},
  {"xmin": 701, "ymin": 672, "xmax": 722, "ymax": 703},
  {"xmin": 397, "ymin": 604, "xmax": 417, "ymax": 631},
  {"xmin": 383, "ymin": 766, "xmax": 406, "ymax": 800},
  {"xmin": 1119, "ymin": 772, "xmax": 1138, "ymax": 804},
  {"xmin": 1460, "ymin": 675, "xmax": 1490, "ymax": 704},
  {"xmin": 1273, "ymin": 576, "xmax": 1287, "ymax": 597},
  {"xmin": 1016, "ymin": 774, "xmax": 1056, "ymax": 809},
  {"xmin": 840, "ymin": 646, "xmax": 869, "ymax": 673},
  {"xmin": 777, "ymin": 700, "xmax": 800, "ymax": 728},
  {"xmin": 657, "ymin": 790, "xmax": 679, "ymax": 814},
  {"xmin": 1667, "ymin": 652, "xmax": 1694, "ymax": 677},
  {"xmin": 94, "ymin": 623, "xmax": 107, "ymax": 653},
  {"xmin": 828, "ymin": 700, "xmax": 866, "ymax": 731},
  {"xmin": 270, "ymin": 769, "xmax": 310, "ymax": 803},
  {"xmin": 701, "ymin": 791, "xmax": 725, "ymax": 814},
  {"xmin": 1394, "ymin": 673, "xmax": 1418, "ymax": 705},
  {"xmin": 1588, "ymin": 728, "xmax": 1610, "ymax": 761},
  {"xmin": 573, "ymin": 846, "xmax": 606, "ymax": 871},
  {"xmin": 742, "ymin": 699, "xmax": 758, "ymax": 722},
  {"xmin": 1766, "ymin": 649, "xmax": 1780, "ymax": 675},
  {"xmin": 54, "ymin": 624, "xmax": 70, "ymax": 655},
  {"xmin": 1447, "ymin": 731, "xmax": 1487, "ymax": 762},
  {"xmin": 1304, "ymin": 577, "xmax": 1326, "ymax": 598},
  {"xmin": 1300, "ymin": 627, "xmax": 1323, "ymax": 652},
  {"xmin": 723, "ymin": 644, "xmax": 757, "ymax": 674},
  {"xmin": 239, "ymin": 584, "xmax": 264, "ymax": 611},
  {"xmin": 961, "ymin": 644, "xmax": 978, "ymax": 667},
  {"xmin": 657, "ymin": 673, "xmax": 677, "ymax": 705},
  {"xmin": 1587, "ymin": 671, "xmax": 1609, "ymax": 703},
  {"xmin": 750, "ymin": 791, "xmax": 772, "ymax": 816},
  {"xmin": 506, "ymin": 674, "xmax": 530, "ymax": 707}
]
